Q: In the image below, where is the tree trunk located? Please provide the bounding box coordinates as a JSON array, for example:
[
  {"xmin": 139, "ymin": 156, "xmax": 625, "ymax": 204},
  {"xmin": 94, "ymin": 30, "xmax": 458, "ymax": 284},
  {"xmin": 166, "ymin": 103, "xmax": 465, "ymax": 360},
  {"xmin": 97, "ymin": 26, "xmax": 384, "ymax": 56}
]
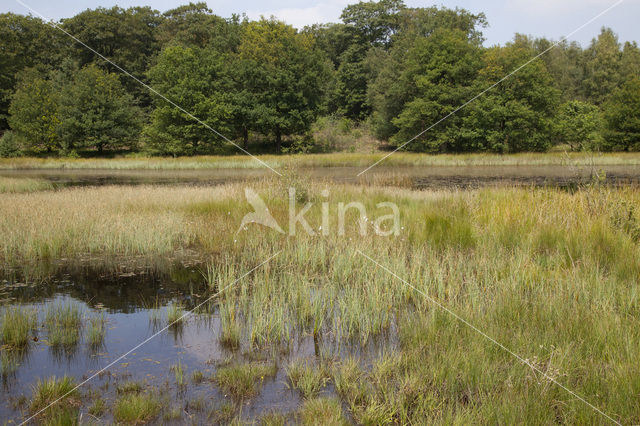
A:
[
  {"xmin": 275, "ymin": 129, "xmax": 282, "ymax": 153},
  {"xmin": 242, "ymin": 128, "xmax": 248, "ymax": 150}
]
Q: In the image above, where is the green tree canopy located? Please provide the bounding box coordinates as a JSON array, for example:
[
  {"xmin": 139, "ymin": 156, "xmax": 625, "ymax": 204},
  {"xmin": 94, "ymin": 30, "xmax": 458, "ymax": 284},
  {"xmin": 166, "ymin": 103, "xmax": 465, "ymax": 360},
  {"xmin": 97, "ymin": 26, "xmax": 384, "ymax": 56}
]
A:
[
  {"xmin": 368, "ymin": 6, "xmax": 487, "ymax": 145},
  {"xmin": 144, "ymin": 45, "xmax": 234, "ymax": 156},
  {"xmin": 0, "ymin": 13, "xmax": 67, "ymax": 130},
  {"xmin": 157, "ymin": 3, "xmax": 243, "ymax": 51},
  {"xmin": 554, "ymin": 100, "xmax": 604, "ymax": 151},
  {"xmin": 58, "ymin": 64, "xmax": 142, "ymax": 153},
  {"xmin": 461, "ymin": 44, "xmax": 560, "ymax": 152},
  {"xmin": 8, "ymin": 69, "xmax": 60, "ymax": 152},
  {"xmin": 583, "ymin": 28, "xmax": 623, "ymax": 105},
  {"xmin": 603, "ymin": 77, "xmax": 640, "ymax": 151},
  {"xmin": 8, "ymin": 64, "xmax": 141, "ymax": 155},
  {"xmin": 390, "ymin": 28, "xmax": 483, "ymax": 152},
  {"xmin": 61, "ymin": 6, "xmax": 163, "ymax": 104},
  {"xmin": 237, "ymin": 18, "xmax": 331, "ymax": 151}
]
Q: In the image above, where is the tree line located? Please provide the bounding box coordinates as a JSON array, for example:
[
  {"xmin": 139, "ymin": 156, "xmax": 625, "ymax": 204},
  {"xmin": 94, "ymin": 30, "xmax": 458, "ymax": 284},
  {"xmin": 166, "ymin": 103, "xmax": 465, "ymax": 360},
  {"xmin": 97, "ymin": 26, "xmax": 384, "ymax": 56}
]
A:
[{"xmin": 1, "ymin": 0, "xmax": 639, "ymax": 157}]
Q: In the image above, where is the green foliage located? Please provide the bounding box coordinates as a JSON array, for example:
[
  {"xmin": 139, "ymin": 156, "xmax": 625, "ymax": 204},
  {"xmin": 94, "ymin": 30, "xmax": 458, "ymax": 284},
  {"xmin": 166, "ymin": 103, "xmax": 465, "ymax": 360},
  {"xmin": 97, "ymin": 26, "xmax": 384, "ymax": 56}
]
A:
[
  {"xmin": 369, "ymin": 6, "xmax": 487, "ymax": 143},
  {"xmin": 2, "ymin": 3, "xmax": 639, "ymax": 156},
  {"xmin": 583, "ymin": 28, "xmax": 623, "ymax": 105},
  {"xmin": 59, "ymin": 64, "xmax": 142, "ymax": 153},
  {"xmin": 144, "ymin": 45, "xmax": 233, "ymax": 155},
  {"xmin": 0, "ymin": 131, "xmax": 23, "ymax": 157},
  {"xmin": 461, "ymin": 43, "xmax": 559, "ymax": 152},
  {"xmin": 8, "ymin": 65, "xmax": 140, "ymax": 155},
  {"xmin": 0, "ymin": 13, "xmax": 66, "ymax": 130},
  {"xmin": 113, "ymin": 392, "xmax": 161, "ymax": 424},
  {"xmin": 0, "ymin": 306, "xmax": 36, "ymax": 348},
  {"xmin": 603, "ymin": 77, "xmax": 640, "ymax": 151},
  {"xmin": 554, "ymin": 100, "xmax": 604, "ymax": 151},
  {"xmin": 390, "ymin": 28, "xmax": 483, "ymax": 151},
  {"xmin": 237, "ymin": 18, "xmax": 331, "ymax": 151},
  {"xmin": 8, "ymin": 70, "xmax": 60, "ymax": 152},
  {"xmin": 341, "ymin": 0, "xmax": 404, "ymax": 47},
  {"xmin": 158, "ymin": 3, "xmax": 243, "ymax": 51},
  {"xmin": 61, "ymin": 6, "xmax": 163, "ymax": 103}
]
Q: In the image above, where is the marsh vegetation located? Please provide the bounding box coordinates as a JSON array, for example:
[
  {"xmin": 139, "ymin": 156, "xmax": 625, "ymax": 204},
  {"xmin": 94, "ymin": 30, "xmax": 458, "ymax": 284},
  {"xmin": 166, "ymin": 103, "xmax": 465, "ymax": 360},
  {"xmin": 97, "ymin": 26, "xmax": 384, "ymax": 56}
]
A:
[{"xmin": 0, "ymin": 173, "xmax": 639, "ymax": 424}]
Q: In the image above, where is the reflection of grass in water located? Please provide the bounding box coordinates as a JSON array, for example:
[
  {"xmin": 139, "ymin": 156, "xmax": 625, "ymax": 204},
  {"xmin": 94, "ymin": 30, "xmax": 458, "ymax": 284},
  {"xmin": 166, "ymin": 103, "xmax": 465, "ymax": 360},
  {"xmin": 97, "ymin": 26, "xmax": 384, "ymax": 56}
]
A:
[
  {"xmin": 113, "ymin": 392, "xmax": 161, "ymax": 424},
  {"xmin": 0, "ymin": 177, "xmax": 53, "ymax": 193},
  {"xmin": 146, "ymin": 297, "xmax": 162, "ymax": 329},
  {"xmin": 0, "ymin": 306, "xmax": 36, "ymax": 348},
  {"xmin": 214, "ymin": 361, "xmax": 277, "ymax": 400},
  {"xmin": 1, "ymin": 349, "xmax": 23, "ymax": 377},
  {"xmin": 191, "ymin": 369, "xmax": 205, "ymax": 384},
  {"xmin": 44, "ymin": 302, "xmax": 82, "ymax": 347},
  {"xmin": 207, "ymin": 401, "xmax": 236, "ymax": 424}
]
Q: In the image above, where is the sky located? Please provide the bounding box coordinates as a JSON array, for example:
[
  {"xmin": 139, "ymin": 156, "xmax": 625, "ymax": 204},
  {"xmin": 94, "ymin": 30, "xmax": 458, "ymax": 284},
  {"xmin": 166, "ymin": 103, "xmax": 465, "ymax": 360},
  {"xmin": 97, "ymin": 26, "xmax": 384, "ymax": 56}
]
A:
[{"xmin": 3, "ymin": 0, "xmax": 640, "ymax": 47}]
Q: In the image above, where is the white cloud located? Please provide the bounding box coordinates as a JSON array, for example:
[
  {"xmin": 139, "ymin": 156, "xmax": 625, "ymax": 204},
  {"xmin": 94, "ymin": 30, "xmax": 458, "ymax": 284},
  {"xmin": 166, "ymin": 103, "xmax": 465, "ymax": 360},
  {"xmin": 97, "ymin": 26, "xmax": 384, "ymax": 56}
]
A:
[
  {"xmin": 247, "ymin": 0, "xmax": 351, "ymax": 28},
  {"xmin": 507, "ymin": 0, "xmax": 617, "ymax": 16}
]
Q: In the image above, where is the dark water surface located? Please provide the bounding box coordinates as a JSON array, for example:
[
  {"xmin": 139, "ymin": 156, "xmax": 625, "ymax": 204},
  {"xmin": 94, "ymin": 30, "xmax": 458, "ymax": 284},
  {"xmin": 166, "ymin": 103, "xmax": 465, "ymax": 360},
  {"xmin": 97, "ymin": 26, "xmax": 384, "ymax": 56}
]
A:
[{"xmin": 2, "ymin": 164, "xmax": 640, "ymax": 188}]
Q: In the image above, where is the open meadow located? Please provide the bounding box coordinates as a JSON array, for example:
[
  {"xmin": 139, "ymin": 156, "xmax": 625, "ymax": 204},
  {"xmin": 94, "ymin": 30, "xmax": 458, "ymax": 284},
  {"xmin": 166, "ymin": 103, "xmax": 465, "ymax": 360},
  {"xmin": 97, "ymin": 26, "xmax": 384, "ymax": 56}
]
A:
[{"xmin": 1, "ymin": 164, "xmax": 639, "ymax": 424}]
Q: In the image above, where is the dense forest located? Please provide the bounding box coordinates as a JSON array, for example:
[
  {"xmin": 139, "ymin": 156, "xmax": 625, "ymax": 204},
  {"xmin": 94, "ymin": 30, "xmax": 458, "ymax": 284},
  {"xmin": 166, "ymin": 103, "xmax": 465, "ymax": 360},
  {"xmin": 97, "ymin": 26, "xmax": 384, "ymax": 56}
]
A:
[{"xmin": 1, "ymin": 0, "xmax": 639, "ymax": 157}]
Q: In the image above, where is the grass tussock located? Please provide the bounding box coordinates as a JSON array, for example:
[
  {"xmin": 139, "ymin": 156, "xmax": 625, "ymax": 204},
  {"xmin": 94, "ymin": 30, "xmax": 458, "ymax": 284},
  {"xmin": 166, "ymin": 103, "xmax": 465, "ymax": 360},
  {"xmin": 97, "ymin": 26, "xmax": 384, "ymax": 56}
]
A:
[
  {"xmin": 214, "ymin": 361, "xmax": 277, "ymax": 400},
  {"xmin": 0, "ymin": 306, "xmax": 37, "ymax": 348},
  {"xmin": 44, "ymin": 302, "xmax": 82, "ymax": 347},
  {"xmin": 87, "ymin": 314, "xmax": 105, "ymax": 347},
  {"xmin": 298, "ymin": 397, "xmax": 348, "ymax": 426},
  {"xmin": 112, "ymin": 392, "xmax": 161, "ymax": 424},
  {"xmin": 286, "ymin": 359, "xmax": 330, "ymax": 399},
  {"xmin": 30, "ymin": 376, "xmax": 79, "ymax": 421}
]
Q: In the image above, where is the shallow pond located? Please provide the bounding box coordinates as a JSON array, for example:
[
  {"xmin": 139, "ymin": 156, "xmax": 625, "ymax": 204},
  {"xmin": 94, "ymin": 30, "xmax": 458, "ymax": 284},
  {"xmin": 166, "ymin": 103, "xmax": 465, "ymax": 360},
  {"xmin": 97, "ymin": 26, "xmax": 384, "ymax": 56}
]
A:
[
  {"xmin": 1, "ymin": 164, "xmax": 640, "ymax": 188},
  {"xmin": 0, "ymin": 261, "xmax": 391, "ymax": 424}
]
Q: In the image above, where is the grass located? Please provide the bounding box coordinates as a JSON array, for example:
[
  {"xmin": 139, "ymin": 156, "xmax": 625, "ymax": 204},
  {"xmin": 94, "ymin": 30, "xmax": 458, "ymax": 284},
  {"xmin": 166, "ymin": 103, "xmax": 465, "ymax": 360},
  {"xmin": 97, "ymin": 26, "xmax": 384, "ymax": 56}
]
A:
[
  {"xmin": 86, "ymin": 314, "xmax": 105, "ymax": 347},
  {"xmin": 0, "ymin": 306, "xmax": 36, "ymax": 348},
  {"xmin": 2, "ymin": 175, "xmax": 640, "ymax": 422},
  {"xmin": 298, "ymin": 398, "xmax": 347, "ymax": 426},
  {"xmin": 30, "ymin": 376, "xmax": 79, "ymax": 421},
  {"xmin": 214, "ymin": 361, "xmax": 277, "ymax": 400},
  {"xmin": 166, "ymin": 301, "xmax": 185, "ymax": 325},
  {"xmin": 3, "ymin": 152, "xmax": 640, "ymax": 171},
  {"xmin": 191, "ymin": 370, "xmax": 205, "ymax": 384},
  {"xmin": 286, "ymin": 359, "xmax": 330, "ymax": 399},
  {"xmin": 112, "ymin": 392, "xmax": 161, "ymax": 424},
  {"xmin": 44, "ymin": 302, "xmax": 82, "ymax": 347},
  {"xmin": 87, "ymin": 397, "xmax": 106, "ymax": 417},
  {"xmin": 172, "ymin": 360, "xmax": 185, "ymax": 388},
  {"xmin": 0, "ymin": 176, "xmax": 53, "ymax": 193},
  {"xmin": 116, "ymin": 381, "xmax": 144, "ymax": 394}
]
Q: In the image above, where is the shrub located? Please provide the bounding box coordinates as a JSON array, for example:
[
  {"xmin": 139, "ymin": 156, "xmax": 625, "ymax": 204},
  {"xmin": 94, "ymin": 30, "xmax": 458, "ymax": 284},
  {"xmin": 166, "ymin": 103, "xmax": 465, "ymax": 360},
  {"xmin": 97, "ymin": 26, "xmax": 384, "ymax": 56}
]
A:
[{"xmin": 0, "ymin": 131, "xmax": 23, "ymax": 157}]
